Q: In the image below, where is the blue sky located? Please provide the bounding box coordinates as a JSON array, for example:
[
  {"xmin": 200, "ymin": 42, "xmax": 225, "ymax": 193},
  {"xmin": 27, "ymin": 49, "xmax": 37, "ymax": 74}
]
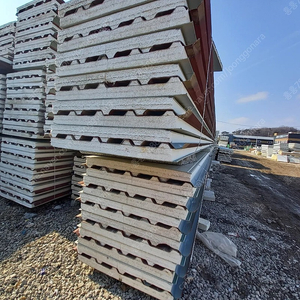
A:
[
  {"xmin": 1, "ymin": 1, "xmax": 299, "ymax": 133},
  {"xmin": 211, "ymin": 1, "xmax": 300, "ymax": 133},
  {"xmin": 1, "ymin": 1, "xmax": 35, "ymax": 24}
]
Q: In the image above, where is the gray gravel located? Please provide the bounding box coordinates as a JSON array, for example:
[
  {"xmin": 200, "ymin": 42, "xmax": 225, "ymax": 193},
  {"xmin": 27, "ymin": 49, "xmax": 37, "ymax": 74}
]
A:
[
  {"xmin": 0, "ymin": 154, "xmax": 300, "ymax": 299},
  {"xmin": 181, "ymin": 160, "xmax": 300, "ymax": 300}
]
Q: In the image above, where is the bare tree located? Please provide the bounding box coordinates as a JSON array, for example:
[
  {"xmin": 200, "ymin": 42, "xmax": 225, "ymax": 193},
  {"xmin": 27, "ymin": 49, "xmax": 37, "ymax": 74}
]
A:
[{"xmin": 232, "ymin": 126, "xmax": 299, "ymax": 137}]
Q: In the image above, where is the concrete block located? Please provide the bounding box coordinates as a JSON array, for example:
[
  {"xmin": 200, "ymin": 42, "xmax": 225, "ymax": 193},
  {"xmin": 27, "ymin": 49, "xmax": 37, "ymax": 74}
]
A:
[
  {"xmin": 198, "ymin": 218, "xmax": 210, "ymax": 231},
  {"xmin": 205, "ymin": 178, "xmax": 212, "ymax": 190},
  {"xmin": 203, "ymin": 190, "xmax": 215, "ymax": 201}
]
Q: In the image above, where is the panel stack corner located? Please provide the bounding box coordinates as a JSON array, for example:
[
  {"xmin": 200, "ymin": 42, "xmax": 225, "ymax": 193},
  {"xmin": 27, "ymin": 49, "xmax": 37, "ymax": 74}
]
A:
[{"xmin": 0, "ymin": 0, "xmax": 75, "ymax": 208}]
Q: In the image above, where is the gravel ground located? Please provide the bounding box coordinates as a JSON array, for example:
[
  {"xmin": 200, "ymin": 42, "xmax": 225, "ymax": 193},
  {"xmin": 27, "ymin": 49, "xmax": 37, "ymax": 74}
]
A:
[
  {"xmin": 0, "ymin": 151, "xmax": 300, "ymax": 300},
  {"xmin": 181, "ymin": 152, "xmax": 300, "ymax": 300}
]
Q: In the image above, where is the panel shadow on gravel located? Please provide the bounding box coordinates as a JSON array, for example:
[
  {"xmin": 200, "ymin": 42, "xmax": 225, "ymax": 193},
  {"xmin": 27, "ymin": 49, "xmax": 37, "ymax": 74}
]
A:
[
  {"xmin": 0, "ymin": 196, "xmax": 80, "ymax": 262},
  {"xmin": 88, "ymin": 270, "xmax": 155, "ymax": 300}
]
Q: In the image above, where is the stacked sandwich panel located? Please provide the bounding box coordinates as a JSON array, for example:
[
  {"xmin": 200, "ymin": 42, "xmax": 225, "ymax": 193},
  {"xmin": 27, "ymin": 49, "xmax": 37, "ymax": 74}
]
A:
[
  {"xmin": 78, "ymin": 148, "xmax": 214, "ymax": 300},
  {"xmin": 289, "ymin": 143, "xmax": 300, "ymax": 151},
  {"xmin": 261, "ymin": 145, "xmax": 273, "ymax": 158},
  {"xmin": 217, "ymin": 146, "xmax": 233, "ymax": 163},
  {"xmin": 0, "ymin": 22, "xmax": 16, "ymax": 67},
  {"xmin": 218, "ymin": 135, "xmax": 229, "ymax": 147},
  {"xmin": 44, "ymin": 61, "xmax": 56, "ymax": 136},
  {"xmin": 0, "ymin": 74, "xmax": 6, "ymax": 132},
  {"xmin": 51, "ymin": 0, "xmax": 216, "ymax": 163},
  {"xmin": 0, "ymin": 0, "xmax": 77, "ymax": 208},
  {"xmin": 218, "ymin": 140, "xmax": 228, "ymax": 147},
  {"xmin": 3, "ymin": 70, "xmax": 47, "ymax": 138},
  {"xmin": 13, "ymin": 0, "xmax": 63, "ymax": 70},
  {"xmin": 278, "ymin": 144, "xmax": 300, "ymax": 164},
  {"xmin": 72, "ymin": 155, "xmax": 86, "ymax": 200},
  {"xmin": 289, "ymin": 156, "xmax": 300, "ymax": 164},
  {"xmin": 273, "ymin": 143, "xmax": 289, "ymax": 154},
  {"xmin": 0, "ymin": 136, "xmax": 74, "ymax": 208},
  {"xmin": 48, "ymin": 0, "xmax": 220, "ymax": 297}
]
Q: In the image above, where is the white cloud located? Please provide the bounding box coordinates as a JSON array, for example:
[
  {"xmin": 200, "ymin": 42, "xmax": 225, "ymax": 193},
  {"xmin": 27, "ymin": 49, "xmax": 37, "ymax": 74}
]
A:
[
  {"xmin": 237, "ymin": 91, "xmax": 269, "ymax": 103},
  {"xmin": 229, "ymin": 117, "xmax": 249, "ymax": 125}
]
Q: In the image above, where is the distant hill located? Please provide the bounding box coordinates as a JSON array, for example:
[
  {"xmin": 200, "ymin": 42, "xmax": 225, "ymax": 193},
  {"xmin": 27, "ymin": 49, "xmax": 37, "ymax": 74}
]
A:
[{"xmin": 232, "ymin": 126, "xmax": 299, "ymax": 137}]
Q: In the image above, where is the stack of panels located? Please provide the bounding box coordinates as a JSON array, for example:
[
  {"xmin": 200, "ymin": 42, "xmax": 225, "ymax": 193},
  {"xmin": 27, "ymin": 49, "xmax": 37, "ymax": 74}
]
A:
[
  {"xmin": 0, "ymin": 136, "xmax": 74, "ymax": 208},
  {"xmin": 273, "ymin": 143, "xmax": 289, "ymax": 154},
  {"xmin": 0, "ymin": 0, "xmax": 76, "ymax": 208},
  {"xmin": 217, "ymin": 146, "xmax": 233, "ymax": 163},
  {"xmin": 51, "ymin": 0, "xmax": 216, "ymax": 163},
  {"xmin": 44, "ymin": 61, "xmax": 56, "ymax": 136},
  {"xmin": 0, "ymin": 73, "xmax": 2, "ymax": 157},
  {"xmin": 3, "ymin": 70, "xmax": 46, "ymax": 138},
  {"xmin": 13, "ymin": 0, "xmax": 63, "ymax": 70},
  {"xmin": 78, "ymin": 148, "xmax": 213, "ymax": 300},
  {"xmin": 0, "ymin": 22, "xmax": 16, "ymax": 66},
  {"xmin": 289, "ymin": 143, "xmax": 300, "ymax": 151},
  {"xmin": 0, "ymin": 74, "xmax": 6, "ymax": 132},
  {"xmin": 276, "ymin": 154, "xmax": 288, "ymax": 163},
  {"xmin": 72, "ymin": 155, "xmax": 86, "ymax": 200},
  {"xmin": 288, "ymin": 154, "xmax": 300, "ymax": 164},
  {"xmin": 278, "ymin": 144, "xmax": 300, "ymax": 164},
  {"xmin": 261, "ymin": 145, "xmax": 273, "ymax": 158},
  {"xmin": 218, "ymin": 140, "xmax": 228, "ymax": 147}
]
